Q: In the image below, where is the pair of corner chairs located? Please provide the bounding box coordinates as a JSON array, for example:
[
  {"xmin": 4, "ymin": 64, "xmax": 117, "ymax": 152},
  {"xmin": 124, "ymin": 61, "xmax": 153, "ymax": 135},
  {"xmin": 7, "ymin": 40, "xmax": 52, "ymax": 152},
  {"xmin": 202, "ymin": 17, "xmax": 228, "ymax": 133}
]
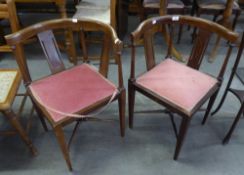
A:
[{"xmin": 4, "ymin": 15, "xmax": 242, "ymax": 171}]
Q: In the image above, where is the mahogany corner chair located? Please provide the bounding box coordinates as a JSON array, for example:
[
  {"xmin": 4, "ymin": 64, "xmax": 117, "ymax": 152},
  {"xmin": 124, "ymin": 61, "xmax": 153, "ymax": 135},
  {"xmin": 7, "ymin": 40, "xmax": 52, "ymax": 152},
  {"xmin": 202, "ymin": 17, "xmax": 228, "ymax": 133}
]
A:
[
  {"xmin": 5, "ymin": 18, "xmax": 125, "ymax": 171},
  {"xmin": 128, "ymin": 15, "xmax": 239, "ymax": 160}
]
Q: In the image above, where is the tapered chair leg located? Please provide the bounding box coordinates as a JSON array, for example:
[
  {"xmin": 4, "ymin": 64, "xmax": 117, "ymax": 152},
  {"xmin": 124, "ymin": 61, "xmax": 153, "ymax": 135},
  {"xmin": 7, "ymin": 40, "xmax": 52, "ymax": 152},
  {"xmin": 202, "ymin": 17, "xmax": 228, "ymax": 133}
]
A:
[
  {"xmin": 118, "ymin": 88, "xmax": 126, "ymax": 137},
  {"xmin": 54, "ymin": 126, "xmax": 73, "ymax": 171},
  {"xmin": 3, "ymin": 109, "xmax": 38, "ymax": 156},
  {"xmin": 128, "ymin": 80, "xmax": 135, "ymax": 129},
  {"xmin": 223, "ymin": 103, "xmax": 244, "ymax": 144},
  {"xmin": 174, "ymin": 117, "xmax": 190, "ymax": 160}
]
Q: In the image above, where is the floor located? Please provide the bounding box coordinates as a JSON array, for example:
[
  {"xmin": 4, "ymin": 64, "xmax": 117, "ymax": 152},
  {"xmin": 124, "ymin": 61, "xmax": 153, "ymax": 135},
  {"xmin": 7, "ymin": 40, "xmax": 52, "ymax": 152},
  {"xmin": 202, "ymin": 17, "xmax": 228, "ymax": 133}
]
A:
[{"xmin": 0, "ymin": 9, "xmax": 244, "ymax": 175}]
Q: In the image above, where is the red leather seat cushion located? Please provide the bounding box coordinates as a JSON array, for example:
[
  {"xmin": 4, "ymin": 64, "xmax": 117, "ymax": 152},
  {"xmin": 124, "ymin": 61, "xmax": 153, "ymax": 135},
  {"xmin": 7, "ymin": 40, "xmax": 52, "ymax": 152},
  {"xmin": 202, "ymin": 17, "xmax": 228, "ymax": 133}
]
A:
[
  {"xmin": 136, "ymin": 59, "xmax": 218, "ymax": 116},
  {"xmin": 29, "ymin": 64, "xmax": 116, "ymax": 123}
]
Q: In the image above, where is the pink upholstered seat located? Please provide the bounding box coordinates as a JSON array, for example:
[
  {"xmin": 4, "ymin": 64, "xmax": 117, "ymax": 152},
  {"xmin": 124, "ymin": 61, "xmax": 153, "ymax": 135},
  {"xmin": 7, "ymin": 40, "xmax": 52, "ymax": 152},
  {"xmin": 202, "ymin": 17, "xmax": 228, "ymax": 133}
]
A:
[
  {"xmin": 29, "ymin": 64, "xmax": 116, "ymax": 123},
  {"xmin": 136, "ymin": 59, "xmax": 218, "ymax": 116}
]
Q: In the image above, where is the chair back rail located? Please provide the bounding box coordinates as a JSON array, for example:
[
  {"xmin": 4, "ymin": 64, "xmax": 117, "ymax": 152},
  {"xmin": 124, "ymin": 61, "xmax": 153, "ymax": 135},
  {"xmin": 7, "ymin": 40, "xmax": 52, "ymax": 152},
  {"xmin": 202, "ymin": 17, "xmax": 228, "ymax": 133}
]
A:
[
  {"xmin": 130, "ymin": 15, "xmax": 238, "ymax": 80},
  {"xmin": 6, "ymin": 18, "xmax": 123, "ymax": 86}
]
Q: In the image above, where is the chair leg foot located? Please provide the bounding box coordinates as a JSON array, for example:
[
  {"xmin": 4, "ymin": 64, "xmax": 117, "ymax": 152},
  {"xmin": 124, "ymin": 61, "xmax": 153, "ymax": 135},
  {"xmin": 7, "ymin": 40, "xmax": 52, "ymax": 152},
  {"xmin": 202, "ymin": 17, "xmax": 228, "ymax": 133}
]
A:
[
  {"xmin": 3, "ymin": 109, "xmax": 38, "ymax": 156},
  {"xmin": 54, "ymin": 126, "xmax": 73, "ymax": 171}
]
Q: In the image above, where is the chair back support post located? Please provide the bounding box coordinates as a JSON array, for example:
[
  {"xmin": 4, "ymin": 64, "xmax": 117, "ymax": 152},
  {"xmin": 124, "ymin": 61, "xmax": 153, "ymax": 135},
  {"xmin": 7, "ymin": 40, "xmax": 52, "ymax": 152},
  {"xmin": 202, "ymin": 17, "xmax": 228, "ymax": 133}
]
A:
[
  {"xmin": 110, "ymin": 0, "xmax": 117, "ymax": 29},
  {"xmin": 159, "ymin": 0, "xmax": 167, "ymax": 16},
  {"xmin": 79, "ymin": 29, "xmax": 89, "ymax": 62},
  {"xmin": 12, "ymin": 44, "xmax": 32, "ymax": 86},
  {"xmin": 166, "ymin": 24, "xmax": 174, "ymax": 58},
  {"xmin": 6, "ymin": 0, "xmax": 20, "ymax": 32},
  {"xmin": 143, "ymin": 29, "xmax": 156, "ymax": 70},
  {"xmin": 56, "ymin": 0, "xmax": 67, "ymax": 18},
  {"xmin": 99, "ymin": 33, "xmax": 111, "ymax": 77},
  {"xmin": 130, "ymin": 35, "xmax": 136, "ymax": 80},
  {"xmin": 222, "ymin": 0, "xmax": 235, "ymax": 25}
]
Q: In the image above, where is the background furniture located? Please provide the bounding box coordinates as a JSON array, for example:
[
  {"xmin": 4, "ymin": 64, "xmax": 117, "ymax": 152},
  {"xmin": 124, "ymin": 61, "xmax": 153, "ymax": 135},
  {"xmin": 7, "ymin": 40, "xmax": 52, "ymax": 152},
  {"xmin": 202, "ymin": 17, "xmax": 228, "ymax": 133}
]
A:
[
  {"xmin": 0, "ymin": 0, "xmax": 77, "ymax": 64},
  {"xmin": 13, "ymin": 0, "xmax": 77, "ymax": 64},
  {"xmin": 0, "ymin": 69, "xmax": 37, "ymax": 155},
  {"xmin": 129, "ymin": 15, "xmax": 239, "ymax": 160},
  {"xmin": 15, "ymin": 0, "xmax": 68, "ymax": 18},
  {"xmin": 73, "ymin": 0, "xmax": 117, "ymax": 30},
  {"xmin": 0, "ymin": 0, "xmax": 20, "ymax": 53},
  {"xmin": 206, "ymin": 32, "xmax": 244, "ymax": 144},
  {"xmin": 15, "ymin": 0, "xmax": 76, "ymax": 13},
  {"xmin": 193, "ymin": 0, "xmax": 241, "ymax": 28},
  {"xmin": 72, "ymin": 0, "xmax": 121, "ymax": 63},
  {"xmin": 192, "ymin": 0, "xmax": 241, "ymax": 61},
  {"xmin": 135, "ymin": 0, "xmax": 186, "ymax": 60},
  {"xmin": 139, "ymin": 0, "xmax": 185, "ymax": 20},
  {"xmin": 5, "ymin": 18, "xmax": 125, "ymax": 171}
]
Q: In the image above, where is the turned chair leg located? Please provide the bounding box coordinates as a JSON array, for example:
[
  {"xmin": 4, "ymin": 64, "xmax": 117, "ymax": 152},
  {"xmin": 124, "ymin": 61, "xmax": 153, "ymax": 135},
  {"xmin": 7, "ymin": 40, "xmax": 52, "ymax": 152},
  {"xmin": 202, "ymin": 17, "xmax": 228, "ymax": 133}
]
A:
[{"xmin": 2, "ymin": 109, "xmax": 38, "ymax": 156}]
